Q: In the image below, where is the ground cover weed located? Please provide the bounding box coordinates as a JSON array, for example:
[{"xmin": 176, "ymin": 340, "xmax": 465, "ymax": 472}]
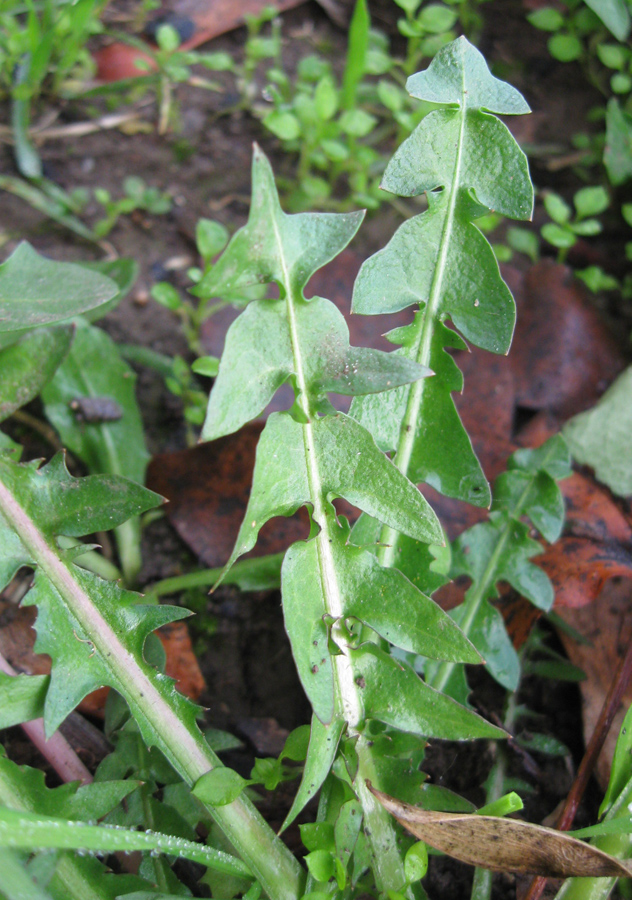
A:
[
  {"xmin": 0, "ymin": 0, "xmax": 107, "ymax": 178},
  {"xmin": 2, "ymin": 34, "xmax": 632, "ymax": 900}
]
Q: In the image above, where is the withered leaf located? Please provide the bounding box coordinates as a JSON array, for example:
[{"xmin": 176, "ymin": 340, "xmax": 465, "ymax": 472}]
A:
[{"xmin": 369, "ymin": 784, "xmax": 632, "ymax": 878}]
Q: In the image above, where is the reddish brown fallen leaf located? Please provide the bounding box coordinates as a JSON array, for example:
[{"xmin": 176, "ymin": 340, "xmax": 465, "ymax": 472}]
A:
[
  {"xmin": 146, "ymin": 424, "xmax": 310, "ymax": 568},
  {"xmin": 157, "ymin": 620, "xmax": 206, "ymax": 702},
  {"xmin": 510, "ymin": 261, "xmax": 624, "ymax": 418},
  {"xmin": 555, "ymin": 579, "xmax": 632, "ymax": 789},
  {"xmin": 368, "ymin": 784, "xmax": 632, "ymax": 878},
  {"xmin": 95, "ymin": 0, "xmax": 307, "ymax": 82}
]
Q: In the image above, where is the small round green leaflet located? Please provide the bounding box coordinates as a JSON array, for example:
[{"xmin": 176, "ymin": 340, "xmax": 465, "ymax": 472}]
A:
[
  {"xmin": 282, "ymin": 724, "xmax": 311, "ymax": 761},
  {"xmin": 196, "ymin": 218, "xmax": 230, "ymax": 260},
  {"xmin": 305, "ymin": 849, "xmax": 336, "ymax": 883},
  {"xmin": 548, "ymin": 33, "xmax": 582, "ymax": 62},
  {"xmin": 404, "ymin": 841, "xmax": 428, "ymax": 882},
  {"xmin": 191, "ymin": 356, "xmax": 220, "ymax": 378},
  {"xmin": 151, "ymin": 283, "xmax": 182, "ymax": 311},
  {"xmin": 193, "ymin": 767, "xmax": 249, "ymax": 806},
  {"xmin": 0, "ymin": 807, "xmax": 252, "ymax": 878}
]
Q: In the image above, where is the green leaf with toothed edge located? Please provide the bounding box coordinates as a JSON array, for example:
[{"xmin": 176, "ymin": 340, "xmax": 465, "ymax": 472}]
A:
[
  {"xmin": 351, "ymin": 319, "xmax": 490, "ymax": 507},
  {"xmin": 351, "ymin": 36, "xmax": 532, "ymax": 510},
  {"xmin": 194, "ymin": 145, "xmax": 364, "ymax": 301},
  {"xmin": 430, "ymin": 436, "xmax": 571, "ymax": 699},
  {"xmin": 198, "ymin": 147, "xmax": 430, "ymax": 442},
  {"xmin": 350, "ymin": 644, "xmax": 505, "ymax": 740},
  {"xmin": 222, "ymin": 410, "xmax": 443, "ymax": 575},
  {"xmin": 41, "ymin": 320, "xmax": 151, "ymax": 582},
  {"xmin": 202, "ymin": 295, "xmax": 431, "ymax": 441},
  {"xmin": 0, "ymin": 452, "xmax": 305, "ymax": 900},
  {"xmin": 282, "ymin": 515, "xmax": 481, "ymax": 723}
]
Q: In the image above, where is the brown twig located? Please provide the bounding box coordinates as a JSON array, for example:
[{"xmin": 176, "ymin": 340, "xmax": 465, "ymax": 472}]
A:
[{"xmin": 522, "ymin": 620, "xmax": 632, "ymax": 900}]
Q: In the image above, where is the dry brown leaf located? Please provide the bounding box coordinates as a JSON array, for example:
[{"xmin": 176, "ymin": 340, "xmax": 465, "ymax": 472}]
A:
[{"xmin": 368, "ymin": 784, "xmax": 632, "ymax": 878}]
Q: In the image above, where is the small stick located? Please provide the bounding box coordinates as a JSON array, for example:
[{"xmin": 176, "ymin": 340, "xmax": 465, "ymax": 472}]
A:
[
  {"xmin": 0, "ymin": 651, "xmax": 92, "ymax": 785},
  {"xmin": 522, "ymin": 619, "xmax": 632, "ymax": 900}
]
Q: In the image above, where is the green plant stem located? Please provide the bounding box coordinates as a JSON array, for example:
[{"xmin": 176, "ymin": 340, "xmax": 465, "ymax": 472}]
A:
[
  {"xmin": 0, "ymin": 477, "xmax": 305, "ymax": 900},
  {"xmin": 114, "ymin": 518, "xmax": 142, "ymax": 586},
  {"xmin": 471, "ymin": 681, "xmax": 520, "ymax": 900},
  {"xmin": 57, "ymin": 536, "xmax": 122, "ymax": 582},
  {"xmin": 137, "ymin": 737, "xmax": 170, "ymax": 891},
  {"xmin": 277, "ymin": 223, "xmax": 411, "ymax": 893},
  {"xmin": 429, "ymin": 473, "xmax": 534, "ymax": 695},
  {"xmin": 0, "ymin": 847, "xmax": 53, "ymax": 900},
  {"xmin": 376, "ymin": 95, "xmax": 468, "ymax": 571},
  {"xmin": 118, "ymin": 344, "xmax": 175, "ymax": 378},
  {"xmin": 553, "ymin": 773, "xmax": 632, "ymax": 900},
  {"xmin": 145, "ymin": 553, "xmax": 284, "ymax": 599}
]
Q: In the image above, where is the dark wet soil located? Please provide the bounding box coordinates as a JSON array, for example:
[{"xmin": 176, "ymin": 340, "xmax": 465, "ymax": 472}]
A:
[{"xmin": 1, "ymin": 0, "xmax": 630, "ymax": 896}]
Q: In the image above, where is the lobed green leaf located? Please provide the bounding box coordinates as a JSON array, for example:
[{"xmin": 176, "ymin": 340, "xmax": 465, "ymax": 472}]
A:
[{"xmin": 351, "ymin": 37, "xmax": 532, "ymax": 510}]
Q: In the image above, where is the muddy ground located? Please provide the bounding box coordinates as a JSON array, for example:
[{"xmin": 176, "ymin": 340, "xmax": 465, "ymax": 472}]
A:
[{"xmin": 1, "ymin": 0, "xmax": 631, "ymax": 896}]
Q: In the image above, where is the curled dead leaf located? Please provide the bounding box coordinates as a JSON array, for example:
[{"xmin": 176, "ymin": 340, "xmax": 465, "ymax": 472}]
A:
[{"xmin": 368, "ymin": 784, "xmax": 632, "ymax": 879}]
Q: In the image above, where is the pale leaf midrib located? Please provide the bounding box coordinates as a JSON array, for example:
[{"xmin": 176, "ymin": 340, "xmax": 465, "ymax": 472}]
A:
[{"xmin": 378, "ymin": 76, "xmax": 468, "ymax": 569}]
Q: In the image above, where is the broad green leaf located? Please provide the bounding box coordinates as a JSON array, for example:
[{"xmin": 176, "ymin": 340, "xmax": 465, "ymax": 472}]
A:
[
  {"xmin": 0, "ymin": 453, "xmax": 162, "ymax": 541},
  {"xmin": 0, "ymin": 243, "xmax": 117, "ymax": 332},
  {"xmin": 41, "ymin": 321, "xmax": 150, "ymax": 582},
  {"xmin": 224, "ymin": 411, "xmax": 442, "ymax": 570},
  {"xmin": 0, "ymin": 674, "xmax": 49, "ymax": 727},
  {"xmin": 584, "ymin": 0, "xmax": 630, "ymax": 40},
  {"xmin": 450, "ymin": 599, "xmax": 520, "ymax": 691},
  {"xmin": 563, "ymin": 366, "xmax": 632, "ymax": 497},
  {"xmin": 41, "ymin": 322, "xmax": 148, "ymax": 484},
  {"xmin": 350, "ymin": 513, "xmax": 451, "ymax": 597},
  {"xmin": 351, "ymin": 37, "xmax": 532, "ymax": 514},
  {"xmin": 0, "ymin": 327, "xmax": 73, "ymax": 422},
  {"xmin": 350, "ymin": 645, "xmax": 504, "ymax": 740},
  {"xmin": 79, "ymin": 258, "xmax": 138, "ymax": 322},
  {"xmin": 605, "ymin": 99, "xmax": 632, "ymax": 185},
  {"xmin": 0, "ymin": 455, "xmax": 304, "ymax": 900},
  {"xmin": 351, "ymin": 321, "xmax": 489, "ymax": 507},
  {"xmin": 281, "ymin": 716, "xmax": 344, "ymax": 831},
  {"xmin": 193, "ymin": 769, "xmax": 249, "ymax": 807},
  {"xmin": 405, "ymin": 37, "xmax": 530, "ymax": 114},
  {"xmin": 453, "ymin": 517, "xmax": 553, "ymax": 611},
  {"xmin": 203, "ymin": 296, "xmax": 430, "ymax": 440}
]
